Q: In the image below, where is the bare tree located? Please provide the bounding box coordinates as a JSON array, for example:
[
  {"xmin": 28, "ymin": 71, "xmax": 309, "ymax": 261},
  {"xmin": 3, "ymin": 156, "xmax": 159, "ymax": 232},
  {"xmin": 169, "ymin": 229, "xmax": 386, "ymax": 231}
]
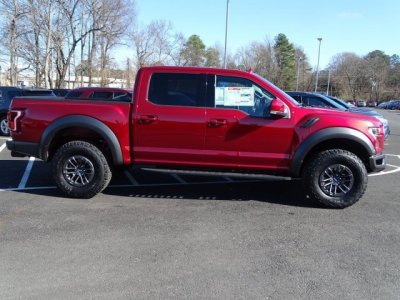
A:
[
  {"xmin": 0, "ymin": 0, "xmax": 29, "ymax": 85},
  {"xmin": 330, "ymin": 53, "xmax": 368, "ymax": 100},
  {"xmin": 53, "ymin": 0, "xmax": 111, "ymax": 88},
  {"xmin": 235, "ymin": 40, "xmax": 275, "ymax": 79},
  {"xmin": 131, "ymin": 20, "xmax": 176, "ymax": 70},
  {"xmin": 98, "ymin": 0, "xmax": 135, "ymax": 85}
]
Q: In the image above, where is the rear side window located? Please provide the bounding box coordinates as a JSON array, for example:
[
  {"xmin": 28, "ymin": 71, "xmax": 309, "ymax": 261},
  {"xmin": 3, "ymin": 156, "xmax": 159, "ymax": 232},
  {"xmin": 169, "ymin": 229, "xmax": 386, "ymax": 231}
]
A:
[{"xmin": 148, "ymin": 73, "xmax": 205, "ymax": 107}]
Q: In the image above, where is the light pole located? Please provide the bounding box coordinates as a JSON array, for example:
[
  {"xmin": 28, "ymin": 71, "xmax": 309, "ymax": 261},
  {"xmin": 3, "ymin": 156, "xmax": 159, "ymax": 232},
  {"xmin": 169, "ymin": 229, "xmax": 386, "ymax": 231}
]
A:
[
  {"xmin": 296, "ymin": 56, "xmax": 302, "ymax": 91},
  {"xmin": 223, "ymin": 0, "xmax": 230, "ymax": 69},
  {"xmin": 314, "ymin": 37, "xmax": 322, "ymax": 92},
  {"xmin": 326, "ymin": 69, "xmax": 331, "ymax": 95}
]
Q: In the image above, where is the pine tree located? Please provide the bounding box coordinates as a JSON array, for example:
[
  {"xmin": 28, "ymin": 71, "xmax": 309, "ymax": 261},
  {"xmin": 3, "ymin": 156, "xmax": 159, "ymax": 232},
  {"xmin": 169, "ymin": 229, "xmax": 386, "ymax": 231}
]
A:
[{"xmin": 273, "ymin": 33, "xmax": 296, "ymax": 89}]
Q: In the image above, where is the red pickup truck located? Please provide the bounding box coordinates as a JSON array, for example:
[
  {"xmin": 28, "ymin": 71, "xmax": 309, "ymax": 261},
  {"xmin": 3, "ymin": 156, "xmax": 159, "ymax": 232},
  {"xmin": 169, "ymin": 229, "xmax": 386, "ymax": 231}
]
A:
[{"xmin": 7, "ymin": 66, "xmax": 385, "ymax": 208}]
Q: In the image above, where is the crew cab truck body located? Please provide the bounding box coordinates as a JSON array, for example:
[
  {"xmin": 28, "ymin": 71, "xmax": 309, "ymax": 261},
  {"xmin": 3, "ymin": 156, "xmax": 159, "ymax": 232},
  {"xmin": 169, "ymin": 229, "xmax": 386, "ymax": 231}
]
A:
[{"xmin": 7, "ymin": 66, "xmax": 385, "ymax": 208}]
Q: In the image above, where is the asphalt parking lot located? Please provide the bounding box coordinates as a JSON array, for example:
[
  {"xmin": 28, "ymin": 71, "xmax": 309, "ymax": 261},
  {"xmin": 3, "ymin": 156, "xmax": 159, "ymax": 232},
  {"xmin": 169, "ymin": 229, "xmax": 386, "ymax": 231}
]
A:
[{"xmin": 1, "ymin": 110, "xmax": 399, "ymax": 299}]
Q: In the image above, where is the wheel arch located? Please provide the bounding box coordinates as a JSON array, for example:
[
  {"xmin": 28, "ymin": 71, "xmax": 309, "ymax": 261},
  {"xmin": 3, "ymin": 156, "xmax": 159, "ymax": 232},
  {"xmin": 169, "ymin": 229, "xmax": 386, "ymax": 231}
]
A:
[
  {"xmin": 290, "ymin": 127, "xmax": 374, "ymax": 177},
  {"xmin": 40, "ymin": 115, "xmax": 123, "ymax": 166}
]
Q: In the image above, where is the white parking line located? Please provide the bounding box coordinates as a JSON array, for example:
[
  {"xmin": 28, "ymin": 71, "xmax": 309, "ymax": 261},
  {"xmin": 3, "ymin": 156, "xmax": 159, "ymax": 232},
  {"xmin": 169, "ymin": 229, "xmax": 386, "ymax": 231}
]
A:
[
  {"xmin": 0, "ymin": 137, "xmax": 10, "ymax": 140},
  {"xmin": 0, "ymin": 143, "xmax": 6, "ymax": 153},
  {"xmin": 170, "ymin": 173, "xmax": 186, "ymax": 183},
  {"xmin": 124, "ymin": 170, "xmax": 139, "ymax": 185},
  {"xmin": 0, "ymin": 186, "xmax": 56, "ymax": 192},
  {"xmin": 18, "ymin": 157, "xmax": 35, "ymax": 189},
  {"xmin": 385, "ymin": 154, "xmax": 400, "ymax": 158},
  {"xmin": 369, "ymin": 164, "xmax": 400, "ymax": 177}
]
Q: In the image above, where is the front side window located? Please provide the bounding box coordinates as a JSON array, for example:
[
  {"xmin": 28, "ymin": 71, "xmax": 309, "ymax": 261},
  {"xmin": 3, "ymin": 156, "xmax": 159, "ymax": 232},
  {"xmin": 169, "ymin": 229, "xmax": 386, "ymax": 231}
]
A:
[
  {"xmin": 148, "ymin": 73, "xmax": 205, "ymax": 107},
  {"xmin": 212, "ymin": 75, "xmax": 275, "ymax": 117},
  {"xmin": 304, "ymin": 96, "xmax": 330, "ymax": 108}
]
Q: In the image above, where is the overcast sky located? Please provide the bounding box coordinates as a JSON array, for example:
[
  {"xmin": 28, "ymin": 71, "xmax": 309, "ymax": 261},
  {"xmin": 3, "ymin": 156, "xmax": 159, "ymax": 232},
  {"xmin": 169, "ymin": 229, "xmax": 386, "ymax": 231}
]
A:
[{"xmin": 132, "ymin": 0, "xmax": 398, "ymax": 69}]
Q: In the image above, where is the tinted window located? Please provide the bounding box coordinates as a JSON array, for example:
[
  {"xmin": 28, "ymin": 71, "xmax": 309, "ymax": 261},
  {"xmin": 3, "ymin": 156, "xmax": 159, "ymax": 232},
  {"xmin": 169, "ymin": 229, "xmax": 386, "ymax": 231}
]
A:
[
  {"xmin": 65, "ymin": 91, "xmax": 84, "ymax": 99},
  {"xmin": 304, "ymin": 96, "xmax": 330, "ymax": 108},
  {"xmin": 91, "ymin": 92, "xmax": 113, "ymax": 100},
  {"xmin": 289, "ymin": 95, "xmax": 302, "ymax": 103},
  {"xmin": 148, "ymin": 73, "xmax": 205, "ymax": 107},
  {"xmin": 113, "ymin": 92, "xmax": 131, "ymax": 102},
  {"xmin": 211, "ymin": 75, "xmax": 274, "ymax": 117},
  {"xmin": 24, "ymin": 90, "xmax": 55, "ymax": 96}
]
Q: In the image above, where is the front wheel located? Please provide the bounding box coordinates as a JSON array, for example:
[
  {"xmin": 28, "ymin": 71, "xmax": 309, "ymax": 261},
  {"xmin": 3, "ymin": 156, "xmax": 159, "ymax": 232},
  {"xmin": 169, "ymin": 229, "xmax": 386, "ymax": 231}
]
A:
[
  {"xmin": 0, "ymin": 115, "xmax": 10, "ymax": 136},
  {"xmin": 302, "ymin": 149, "xmax": 368, "ymax": 208},
  {"xmin": 51, "ymin": 141, "xmax": 112, "ymax": 198}
]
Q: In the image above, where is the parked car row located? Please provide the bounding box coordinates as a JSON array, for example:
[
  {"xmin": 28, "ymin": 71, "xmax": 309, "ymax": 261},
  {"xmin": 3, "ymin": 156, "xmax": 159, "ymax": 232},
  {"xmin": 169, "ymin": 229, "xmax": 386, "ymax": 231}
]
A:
[
  {"xmin": 346, "ymin": 100, "xmax": 378, "ymax": 107},
  {"xmin": 377, "ymin": 100, "xmax": 400, "ymax": 110}
]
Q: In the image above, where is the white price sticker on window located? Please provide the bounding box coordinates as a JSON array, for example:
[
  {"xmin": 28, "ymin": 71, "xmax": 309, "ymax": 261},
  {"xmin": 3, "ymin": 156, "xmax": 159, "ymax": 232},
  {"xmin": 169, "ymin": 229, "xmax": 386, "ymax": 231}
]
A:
[{"xmin": 215, "ymin": 87, "xmax": 255, "ymax": 106}]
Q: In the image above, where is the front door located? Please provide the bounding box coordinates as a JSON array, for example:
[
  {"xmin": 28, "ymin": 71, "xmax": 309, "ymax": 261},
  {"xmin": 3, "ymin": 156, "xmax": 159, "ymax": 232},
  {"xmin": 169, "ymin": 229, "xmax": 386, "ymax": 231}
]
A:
[{"xmin": 205, "ymin": 75, "xmax": 295, "ymax": 171}]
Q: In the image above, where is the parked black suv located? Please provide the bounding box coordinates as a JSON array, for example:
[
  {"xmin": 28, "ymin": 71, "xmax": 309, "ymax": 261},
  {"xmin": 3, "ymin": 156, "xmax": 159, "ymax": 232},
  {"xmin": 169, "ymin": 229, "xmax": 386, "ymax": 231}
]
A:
[{"xmin": 0, "ymin": 87, "xmax": 56, "ymax": 135}]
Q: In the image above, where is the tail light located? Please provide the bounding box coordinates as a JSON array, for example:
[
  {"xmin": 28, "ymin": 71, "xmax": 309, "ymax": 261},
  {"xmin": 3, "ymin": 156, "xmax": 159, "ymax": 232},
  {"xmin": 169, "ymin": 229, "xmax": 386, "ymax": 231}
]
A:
[{"xmin": 8, "ymin": 109, "xmax": 25, "ymax": 132}]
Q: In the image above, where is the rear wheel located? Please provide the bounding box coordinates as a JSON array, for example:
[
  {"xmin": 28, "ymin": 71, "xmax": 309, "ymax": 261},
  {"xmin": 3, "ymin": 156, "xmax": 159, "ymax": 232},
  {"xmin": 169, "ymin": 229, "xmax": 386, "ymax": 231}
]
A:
[
  {"xmin": 0, "ymin": 116, "xmax": 10, "ymax": 136},
  {"xmin": 302, "ymin": 149, "xmax": 368, "ymax": 208},
  {"xmin": 52, "ymin": 141, "xmax": 112, "ymax": 198}
]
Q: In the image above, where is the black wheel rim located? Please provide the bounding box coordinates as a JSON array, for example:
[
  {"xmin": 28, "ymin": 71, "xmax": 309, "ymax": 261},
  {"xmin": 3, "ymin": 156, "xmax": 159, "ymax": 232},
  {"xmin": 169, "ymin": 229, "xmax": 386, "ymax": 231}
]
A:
[
  {"xmin": 319, "ymin": 164, "xmax": 354, "ymax": 197},
  {"xmin": 0, "ymin": 119, "xmax": 9, "ymax": 135},
  {"xmin": 62, "ymin": 155, "xmax": 95, "ymax": 187}
]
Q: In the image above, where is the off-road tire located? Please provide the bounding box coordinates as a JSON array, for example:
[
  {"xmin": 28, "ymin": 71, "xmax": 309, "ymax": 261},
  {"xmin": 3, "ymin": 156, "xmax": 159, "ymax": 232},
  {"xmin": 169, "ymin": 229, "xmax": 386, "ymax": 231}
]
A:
[
  {"xmin": 302, "ymin": 149, "xmax": 368, "ymax": 208},
  {"xmin": 0, "ymin": 115, "xmax": 10, "ymax": 136},
  {"xmin": 52, "ymin": 141, "xmax": 112, "ymax": 198}
]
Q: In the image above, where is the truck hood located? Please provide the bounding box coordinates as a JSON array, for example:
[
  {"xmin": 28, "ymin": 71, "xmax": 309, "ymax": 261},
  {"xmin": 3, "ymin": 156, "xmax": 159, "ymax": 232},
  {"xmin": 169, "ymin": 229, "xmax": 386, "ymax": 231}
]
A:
[{"xmin": 298, "ymin": 106, "xmax": 382, "ymax": 125}]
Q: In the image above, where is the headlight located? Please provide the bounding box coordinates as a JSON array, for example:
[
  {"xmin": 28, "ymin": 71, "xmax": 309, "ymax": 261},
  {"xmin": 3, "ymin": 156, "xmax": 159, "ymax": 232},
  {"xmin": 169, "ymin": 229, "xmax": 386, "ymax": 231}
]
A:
[{"xmin": 369, "ymin": 127, "xmax": 383, "ymax": 137}]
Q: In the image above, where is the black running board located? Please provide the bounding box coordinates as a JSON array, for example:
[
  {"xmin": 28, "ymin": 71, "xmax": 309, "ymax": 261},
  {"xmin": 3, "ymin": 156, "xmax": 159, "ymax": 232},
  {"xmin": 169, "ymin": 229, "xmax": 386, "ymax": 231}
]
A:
[{"xmin": 140, "ymin": 167, "xmax": 292, "ymax": 181}]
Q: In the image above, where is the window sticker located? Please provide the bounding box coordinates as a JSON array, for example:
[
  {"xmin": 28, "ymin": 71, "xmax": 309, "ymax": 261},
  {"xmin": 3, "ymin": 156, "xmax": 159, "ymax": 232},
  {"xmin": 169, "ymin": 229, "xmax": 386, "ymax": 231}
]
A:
[{"xmin": 215, "ymin": 87, "xmax": 255, "ymax": 107}]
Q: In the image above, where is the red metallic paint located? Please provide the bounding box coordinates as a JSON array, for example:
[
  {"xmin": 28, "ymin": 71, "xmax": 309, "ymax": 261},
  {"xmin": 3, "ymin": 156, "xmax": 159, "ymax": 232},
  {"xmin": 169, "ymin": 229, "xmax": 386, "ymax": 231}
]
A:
[{"xmin": 9, "ymin": 66, "xmax": 384, "ymax": 172}]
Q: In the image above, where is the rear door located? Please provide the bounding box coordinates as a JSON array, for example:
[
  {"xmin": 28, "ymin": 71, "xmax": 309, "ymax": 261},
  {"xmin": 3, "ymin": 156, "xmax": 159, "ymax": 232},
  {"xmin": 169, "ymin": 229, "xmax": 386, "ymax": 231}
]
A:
[{"xmin": 133, "ymin": 72, "xmax": 207, "ymax": 166}]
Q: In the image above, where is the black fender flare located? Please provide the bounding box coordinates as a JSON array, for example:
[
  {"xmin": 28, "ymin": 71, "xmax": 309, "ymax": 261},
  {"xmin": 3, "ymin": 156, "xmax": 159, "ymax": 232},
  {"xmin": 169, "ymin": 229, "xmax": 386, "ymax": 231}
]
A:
[
  {"xmin": 40, "ymin": 115, "xmax": 123, "ymax": 165},
  {"xmin": 290, "ymin": 127, "xmax": 374, "ymax": 177}
]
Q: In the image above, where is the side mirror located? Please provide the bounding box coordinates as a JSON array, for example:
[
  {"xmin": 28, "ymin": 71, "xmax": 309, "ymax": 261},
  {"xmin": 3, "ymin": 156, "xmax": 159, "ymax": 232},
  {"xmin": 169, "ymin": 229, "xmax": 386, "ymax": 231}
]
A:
[{"xmin": 270, "ymin": 98, "xmax": 290, "ymax": 119}]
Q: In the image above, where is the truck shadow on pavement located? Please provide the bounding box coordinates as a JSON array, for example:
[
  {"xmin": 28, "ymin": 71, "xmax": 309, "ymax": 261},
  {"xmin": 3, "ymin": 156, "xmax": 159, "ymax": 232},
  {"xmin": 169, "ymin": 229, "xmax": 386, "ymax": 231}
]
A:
[
  {"xmin": 9, "ymin": 180, "xmax": 322, "ymax": 208},
  {"xmin": 0, "ymin": 155, "xmax": 321, "ymax": 208}
]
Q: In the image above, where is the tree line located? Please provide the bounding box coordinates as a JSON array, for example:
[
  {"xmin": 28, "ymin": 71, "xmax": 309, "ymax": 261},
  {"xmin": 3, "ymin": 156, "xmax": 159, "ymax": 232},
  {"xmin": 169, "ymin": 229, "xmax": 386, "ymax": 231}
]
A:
[{"xmin": 1, "ymin": 0, "xmax": 399, "ymax": 101}]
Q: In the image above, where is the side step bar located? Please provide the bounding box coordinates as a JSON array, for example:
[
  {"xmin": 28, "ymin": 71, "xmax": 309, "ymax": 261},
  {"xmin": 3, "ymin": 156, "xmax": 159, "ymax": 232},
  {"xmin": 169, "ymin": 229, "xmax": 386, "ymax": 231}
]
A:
[{"xmin": 140, "ymin": 167, "xmax": 292, "ymax": 181}]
